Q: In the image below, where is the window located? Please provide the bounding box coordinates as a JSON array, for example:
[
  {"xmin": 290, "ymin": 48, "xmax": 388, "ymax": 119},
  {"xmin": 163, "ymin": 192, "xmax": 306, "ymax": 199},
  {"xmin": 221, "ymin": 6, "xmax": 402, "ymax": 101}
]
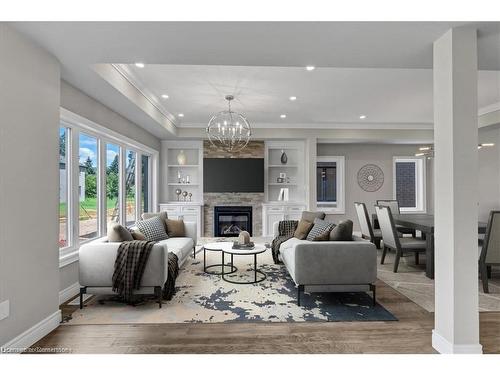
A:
[
  {"xmin": 393, "ymin": 157, "xmax": 426, "ymax": 212},
  {"xmin": 106, "ymin": 143, "xmax": 120, "ymax": 228},
  {"xmin": 58, "ymin": 109, "xmax": 158, "ymax": 265},
  {"xmin": 59, "ymin": 127, "xmax": 69, "ymax": 248},
  {"xmin": 125, "ymin": 149, "xmax": 136, "ymax": 226},
  {"xmin": 316, "ymin": 156, "xmax": 345, "ymax": 214},
  {"xmin": 79, "ymin": 133, "xmax": 99, "ymax": 241},
  {"xmin": 141, "ymin": 154, "xmax": 150, "ymax": 214}
]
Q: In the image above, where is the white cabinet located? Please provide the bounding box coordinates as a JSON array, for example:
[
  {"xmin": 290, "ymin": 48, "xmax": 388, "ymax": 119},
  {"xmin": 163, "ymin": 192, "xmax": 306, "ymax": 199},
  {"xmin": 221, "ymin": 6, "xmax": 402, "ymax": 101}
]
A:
[
  {"xmin": 159, "ymin": 203, "xmax": 203, "ymax": 238},
  {"xmin": 262, "ymin": 203, "xmax": 307, "ymax": 236}
]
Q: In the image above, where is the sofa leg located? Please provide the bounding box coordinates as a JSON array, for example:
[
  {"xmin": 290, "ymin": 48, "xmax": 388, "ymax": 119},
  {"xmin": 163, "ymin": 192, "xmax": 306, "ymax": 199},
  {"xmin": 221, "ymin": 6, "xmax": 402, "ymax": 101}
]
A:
[
  {"xmin": 297, "ymin": 285, "xmax": 304, "ymax": 306},
  {"xmin": 370, "ymin": 284, "xmax": 376, "ymax": 307},
  {"xmin": 381, "ymin": 246, "xmax": 388, "ymax": 264},
  {"xmin": 79, "ymin": 287, "xmax": 87, "ymax": 309},
  {"xmin": 374, "ymin": 238, "xmax": 381, "ymax": 250},
  {"xmin": 154, "ymin": 286, "xmax": 162, "ymax": 308},
  {"xmin": 193, "ymin": 246, "xmax": 196, "ymax": 259}
]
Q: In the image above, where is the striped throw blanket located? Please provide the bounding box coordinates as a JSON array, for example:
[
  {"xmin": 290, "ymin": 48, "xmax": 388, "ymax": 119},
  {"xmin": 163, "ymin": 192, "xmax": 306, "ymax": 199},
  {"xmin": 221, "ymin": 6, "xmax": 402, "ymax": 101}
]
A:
[
  {"xmin": 271, "ymin": 220, "xmax": 298, "ymax": 264},
  {"xmin": 112, "ymin": 240, "xmax": 155, "ymax": 302},
  {"xmin": 163, "ymin": 253, "xmax": 179, "ymax": 301}
]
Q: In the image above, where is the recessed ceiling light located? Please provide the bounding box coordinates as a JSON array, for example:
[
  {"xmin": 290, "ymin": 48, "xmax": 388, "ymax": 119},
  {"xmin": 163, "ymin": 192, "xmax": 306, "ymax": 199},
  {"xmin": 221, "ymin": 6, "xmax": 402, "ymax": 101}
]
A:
[
  {"xmin": 289, "ymin": 96, "xmax": 297, "ymax": 101},
  {"xmin": 419, "ymin": 146, "xmax": 431, "ymax": 151},
  {"xmin": 305, "ymin": 66, "xmax": 315, "ymax": 71},
  {"xmin": 359, "ymin": 115, "xmax": 367, "ymax": 119},
  {"xmin": 178, "ymin": 113, "xmax": 184, "ymax": 118},
  {"xmin": 480, "ymin": 143, "xmax": 495, "ymax": 147},
  {"xmin": 280, "ymin": 114, "xmax": 287, "ymax": 119},
  {"xmin": 135, "ymin": 62, "xmax": 145, "ymax": 68},
  {"xmin": 161, "ymin": 94, "xmax": 169, "ymax": 99}
]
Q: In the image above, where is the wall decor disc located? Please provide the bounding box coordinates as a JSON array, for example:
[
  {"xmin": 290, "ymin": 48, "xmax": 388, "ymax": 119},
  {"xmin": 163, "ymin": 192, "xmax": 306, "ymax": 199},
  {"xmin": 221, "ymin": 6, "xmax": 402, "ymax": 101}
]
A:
[{"xmin": 357, "ymin": 164, "xmax": 384, "ymax": 192}]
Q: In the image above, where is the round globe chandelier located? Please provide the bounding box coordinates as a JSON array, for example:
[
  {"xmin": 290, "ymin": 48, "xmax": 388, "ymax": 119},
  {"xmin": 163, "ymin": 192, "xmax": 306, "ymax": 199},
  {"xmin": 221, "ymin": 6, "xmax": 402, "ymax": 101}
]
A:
[{"xmin": 206, "ymin": 95, "xmax": 252, "ymax": 152}]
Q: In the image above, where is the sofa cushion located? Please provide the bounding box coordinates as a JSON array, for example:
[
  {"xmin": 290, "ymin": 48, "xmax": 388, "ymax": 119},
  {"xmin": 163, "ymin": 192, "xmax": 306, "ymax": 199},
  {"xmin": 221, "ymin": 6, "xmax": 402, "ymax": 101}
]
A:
[
  {"xmin": 136, "ymin": 216, "xmax": 169, "ymax": 242},
  {"xmin": 293, "ymin": 219, "xmax": 314, "ymax": 240},
  {"xmin": 159, "ymin": 237, "xmax": 194, "ymax": 262},
  {"xmin": 166, "ymin": 219, "xmax": 185, "ymax": 237},
  {"xmin": 301, "ymin": 211, "xmax": 326, "ymax": 222},
  {"xmin": 306, "ymin": 218, "xmax": 335, "ymax": 241},
  {"xmin": 141, "ymin": 211, "xmax": 168, "ymax": 230},
  {"xmin": 329, "ymin": 220, "xmax": 354, "ymax": 241},
  {"xmin": 107, "ymin": 223, "xmax": 134, "ymax": 242},
  {"xmin": 130, "ymin": 229, "xmax": 146, "ymax": 240},
  {"xmin": 279, "ymin": 237, "xmax": 306, "ymax": 252}
]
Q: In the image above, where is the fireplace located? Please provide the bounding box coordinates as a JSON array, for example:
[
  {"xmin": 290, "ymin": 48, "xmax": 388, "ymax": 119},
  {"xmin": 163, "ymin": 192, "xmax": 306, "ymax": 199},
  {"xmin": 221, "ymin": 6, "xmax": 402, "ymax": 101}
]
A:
[{"xmin": 214, "ymin": 206, "xmax": 252, "ymax": 237}]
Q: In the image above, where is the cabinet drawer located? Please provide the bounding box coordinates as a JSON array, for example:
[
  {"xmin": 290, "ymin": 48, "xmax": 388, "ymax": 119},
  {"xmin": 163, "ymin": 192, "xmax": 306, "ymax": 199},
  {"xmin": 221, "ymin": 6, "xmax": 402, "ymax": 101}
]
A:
[
  {"xmin": 161, "ymin": 207, "xmax": 180, "ymax": 215},
  {"xmin": 181, "ymin": 206, "xmax": 199, "ymax": 213},
  {"xmin": 266, "ymin": 206, "xmax": 285, "ymax": 213},
  {"xmin": 287, "ymin": 205, "xmax": 305, "ymax": 213}
]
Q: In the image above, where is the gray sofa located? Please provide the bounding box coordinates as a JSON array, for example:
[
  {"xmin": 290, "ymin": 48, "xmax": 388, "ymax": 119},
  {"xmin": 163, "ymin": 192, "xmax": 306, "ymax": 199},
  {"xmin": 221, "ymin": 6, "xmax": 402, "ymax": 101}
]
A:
[
  {"xmin": 78, "ymin": 221, "xmax": 197, "ymax": 308},
  {"xmin": 274, "ymin": 222, "xmax": 377, "ymax": 306}
]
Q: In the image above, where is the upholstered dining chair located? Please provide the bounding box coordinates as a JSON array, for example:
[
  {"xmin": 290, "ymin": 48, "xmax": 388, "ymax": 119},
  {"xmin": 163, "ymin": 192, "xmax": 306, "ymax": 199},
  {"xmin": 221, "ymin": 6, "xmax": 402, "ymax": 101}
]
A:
[
  {"xmin": 376, "ymin": 199, "xmax": 416, "ymax": 237},
  {"xmin": 354, "ymin": 202, "xmax": 382, "ymax": 249},
  {"xmin": 375, "ymin": 205, "xmax": 426, "ymax": 273},
  {"xmin": 479, "ymin": 210, "xmax": 500, "ymax": 293}
]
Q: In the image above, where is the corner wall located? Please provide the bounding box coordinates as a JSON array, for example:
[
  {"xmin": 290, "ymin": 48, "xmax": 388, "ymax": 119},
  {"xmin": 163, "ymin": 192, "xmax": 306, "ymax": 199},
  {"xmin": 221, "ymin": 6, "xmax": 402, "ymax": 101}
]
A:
[{"xmin": 0, "ymin": 25, "xmax": 61, "ymax": 346}]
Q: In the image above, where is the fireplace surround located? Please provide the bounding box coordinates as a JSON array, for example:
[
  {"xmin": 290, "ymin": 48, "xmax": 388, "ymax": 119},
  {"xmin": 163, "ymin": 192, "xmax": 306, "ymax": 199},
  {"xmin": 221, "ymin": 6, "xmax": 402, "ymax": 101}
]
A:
[{"xmin": 214, "ymin": 206, "xmax": 253, "ymax": 237}]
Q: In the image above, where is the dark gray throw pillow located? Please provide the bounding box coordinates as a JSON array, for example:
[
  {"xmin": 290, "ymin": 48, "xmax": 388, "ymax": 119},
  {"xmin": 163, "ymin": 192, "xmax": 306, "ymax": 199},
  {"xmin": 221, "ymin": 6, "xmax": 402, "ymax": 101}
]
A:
[
  {"xmin": 301, "ymin": 211, "xmax": 326, "ymax": 222},
  {"xmin": 329, "ymin": 220, "xmax": 354, "ymax": 241},
  {"xmin": 136, "ymin": 216, "xmax": 169, "ymax": 242},
  {"xmin": 306, "ymin": 218, "xmax": 335, "ymax": 241},
  {"xmin": 107, "ymin": 223, "xmax": 134, "ymax": 242}
]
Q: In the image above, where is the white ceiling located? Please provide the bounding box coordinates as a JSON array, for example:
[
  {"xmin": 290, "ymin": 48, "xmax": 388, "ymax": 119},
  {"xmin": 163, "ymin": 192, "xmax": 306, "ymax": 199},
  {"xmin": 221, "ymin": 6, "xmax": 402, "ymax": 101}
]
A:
[
  {"xmin": 9, "ymin": 21, "xmax": 500, "ymax": 138},
  {"xmin": 119, "ymin": 63, "xmax": 500, "ymax": 128}
]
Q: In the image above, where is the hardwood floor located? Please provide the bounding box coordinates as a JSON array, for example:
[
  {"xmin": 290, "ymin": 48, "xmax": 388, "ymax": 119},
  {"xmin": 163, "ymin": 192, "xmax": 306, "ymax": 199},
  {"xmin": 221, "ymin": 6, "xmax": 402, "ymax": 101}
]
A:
[{"xmin": 32, "ymin": 280, "xmax": 500, "ymax": 354}]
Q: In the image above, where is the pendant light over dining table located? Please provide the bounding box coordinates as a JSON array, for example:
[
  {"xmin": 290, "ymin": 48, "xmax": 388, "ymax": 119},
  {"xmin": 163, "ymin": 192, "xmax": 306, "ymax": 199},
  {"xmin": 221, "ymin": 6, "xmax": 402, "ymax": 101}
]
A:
[{"xmin": 206, "ymin": 95, "xmax": 252, "ymax": 152}]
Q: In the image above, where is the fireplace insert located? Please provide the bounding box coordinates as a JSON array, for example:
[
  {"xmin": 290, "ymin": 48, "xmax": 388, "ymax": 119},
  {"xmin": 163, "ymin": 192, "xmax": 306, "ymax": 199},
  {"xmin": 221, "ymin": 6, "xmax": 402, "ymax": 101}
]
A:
[{"xmin": 214, "ymin": 206, "xmax": 252, "ymax": 237}]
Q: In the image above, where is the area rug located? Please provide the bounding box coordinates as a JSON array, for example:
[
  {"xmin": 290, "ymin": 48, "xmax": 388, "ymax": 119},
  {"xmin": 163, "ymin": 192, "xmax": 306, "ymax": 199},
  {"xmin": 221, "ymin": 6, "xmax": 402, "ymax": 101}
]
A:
[
  {"xmin": 376, "ymin": 250, "xmax": 500, "ymax": 312},
  {"xmin": 65, "ymin": 245, "xmax": 396, "ymax": 324}
]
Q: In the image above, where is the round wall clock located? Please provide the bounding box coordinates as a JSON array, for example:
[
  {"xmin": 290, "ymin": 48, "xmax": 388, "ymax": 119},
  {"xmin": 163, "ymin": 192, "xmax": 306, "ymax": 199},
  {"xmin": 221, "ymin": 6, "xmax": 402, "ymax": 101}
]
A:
[{"xmin": 357, "ymin": 164, "xmax": 384, "ymax": 192}]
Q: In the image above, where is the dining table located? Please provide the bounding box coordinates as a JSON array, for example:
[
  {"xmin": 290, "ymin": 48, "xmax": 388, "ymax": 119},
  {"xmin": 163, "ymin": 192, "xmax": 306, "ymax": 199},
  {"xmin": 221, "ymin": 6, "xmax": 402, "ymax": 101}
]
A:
[{"xmin": 371, "ymin": 213, "xmax": 487, "ymax": 279}]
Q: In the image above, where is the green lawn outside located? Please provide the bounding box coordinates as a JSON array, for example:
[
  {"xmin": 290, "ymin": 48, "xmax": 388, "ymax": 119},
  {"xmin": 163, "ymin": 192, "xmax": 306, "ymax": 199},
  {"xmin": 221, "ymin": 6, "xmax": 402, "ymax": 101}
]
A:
[{"xmin": 59, "ymin": 196, "xmax": 136, "ymax": 217}]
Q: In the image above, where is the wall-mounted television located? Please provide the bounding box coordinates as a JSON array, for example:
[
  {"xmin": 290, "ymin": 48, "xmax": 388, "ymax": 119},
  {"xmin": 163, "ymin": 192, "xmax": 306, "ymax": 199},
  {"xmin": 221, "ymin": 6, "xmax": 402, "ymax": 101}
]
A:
[{"xmin": 203, "ymin": 158, "xmax": 264, "ymax": 193}]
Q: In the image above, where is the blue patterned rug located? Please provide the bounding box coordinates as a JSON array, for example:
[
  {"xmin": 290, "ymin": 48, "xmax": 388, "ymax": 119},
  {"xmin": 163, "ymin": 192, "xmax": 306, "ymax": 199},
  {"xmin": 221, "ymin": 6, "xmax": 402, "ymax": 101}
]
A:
[{"xmin": 66, "ymin": 249, "xmax": 396, "ymax": 324}]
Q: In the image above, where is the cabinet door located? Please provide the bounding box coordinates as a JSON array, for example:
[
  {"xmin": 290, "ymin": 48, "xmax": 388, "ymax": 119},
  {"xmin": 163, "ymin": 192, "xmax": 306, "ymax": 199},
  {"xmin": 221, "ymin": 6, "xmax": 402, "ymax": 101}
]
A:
[
  {"xmin": 266, "ymin": 213, "xmax": 285, "ymax": 236},
  {"xmin": 286, "ymin": 212, "xmax": 302, "ymax": 221}
]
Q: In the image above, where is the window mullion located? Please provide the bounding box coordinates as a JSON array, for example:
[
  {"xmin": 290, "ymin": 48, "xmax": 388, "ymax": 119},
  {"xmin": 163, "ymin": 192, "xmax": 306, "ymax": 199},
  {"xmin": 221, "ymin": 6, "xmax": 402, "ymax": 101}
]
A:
[
  {"xmin": 119, "ymin": 147, "xmax": 126, "ymax": 226},
  {"xmin": 98, "ymin": 139, "xmax": 106, "ymax": 236},
  {"xmin": 136, "ymin": 152, "xmax": 142, "ymax": 221},
  {"xmin": 71, "ymin": 128, "xmax": 80, "ymax": 248}
]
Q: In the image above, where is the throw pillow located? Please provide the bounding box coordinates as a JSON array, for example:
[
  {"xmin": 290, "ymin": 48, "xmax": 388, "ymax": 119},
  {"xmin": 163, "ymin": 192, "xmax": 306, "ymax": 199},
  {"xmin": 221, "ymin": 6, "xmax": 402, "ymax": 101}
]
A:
[
  {"xmin": 141, "ymin": 211, "xmax": 168, "ymax": 230},
  {"xmin": 130, "ymin": 229, "xmax": 146, "ymax": 241},
  {"xmin": 136, "ymin": 216, "xmax": 169, "ymax": 242},
  {"xmin": 314, "ymin": 230, "xmax": 331, "ymax": 241},
  {"xmin": 301, "ymin": 211, "xmax": 326, "ymax": 222},
  {"xmin": 107, "ymin": 223, "xmax": 134, "ymax": 242},
  {"xmin": 329, "ymin": 219, "xmax": 354, "ymax": 241},
  {"xmin": 293, "ymin": 219, "xmax": 314, "ymax": 240},
  {"xmin": 166, "ymin": 219, "xmax": 185, "ymax": 237},
  {"xmin": 306, "ymin": 218, "xmax": 335, "ymax": 241}
]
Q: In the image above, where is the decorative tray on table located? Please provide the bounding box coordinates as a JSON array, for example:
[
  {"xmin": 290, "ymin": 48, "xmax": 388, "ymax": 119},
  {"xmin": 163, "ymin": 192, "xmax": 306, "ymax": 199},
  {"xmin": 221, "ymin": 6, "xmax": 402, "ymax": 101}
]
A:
[{"xmin": 232, "ymin": 242, "xmax": 255, "ymax": 250}]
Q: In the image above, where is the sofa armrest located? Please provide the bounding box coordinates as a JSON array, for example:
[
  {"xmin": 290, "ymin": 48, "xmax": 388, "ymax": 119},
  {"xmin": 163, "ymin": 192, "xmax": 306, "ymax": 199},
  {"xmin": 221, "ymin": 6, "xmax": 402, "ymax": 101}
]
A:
[
  {"xmin": 291, "ymin": 240, "xmax": 377, "ymax": 285},
  {"xmin": 184, "ymin": 221, "xmax": 197, "ymax": 246},
  {"xmin": 79, "ymin": 241, "xmax": 168, "ymax": 288}
]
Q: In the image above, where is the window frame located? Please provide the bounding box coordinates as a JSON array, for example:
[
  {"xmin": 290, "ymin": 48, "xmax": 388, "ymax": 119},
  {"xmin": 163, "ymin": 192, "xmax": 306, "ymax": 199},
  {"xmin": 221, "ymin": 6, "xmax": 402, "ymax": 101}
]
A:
[
  {"xmin": 59, "ymin": 108, "xmax": 158, "ymax": 267},
  {"xmin": 316, "ymin": 156, "xmax": 345, "ymax": 214},
  {"xmin": 392, "ymin": 156, "xmax": 426, "ymax": 213}
]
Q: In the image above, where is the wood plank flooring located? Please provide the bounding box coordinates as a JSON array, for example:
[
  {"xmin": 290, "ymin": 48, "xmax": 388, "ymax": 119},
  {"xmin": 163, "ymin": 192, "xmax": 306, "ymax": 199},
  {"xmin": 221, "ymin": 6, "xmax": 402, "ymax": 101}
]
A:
[{"xmin": 32, "ymin": 280, "xmax": 500, "ymax": 354}]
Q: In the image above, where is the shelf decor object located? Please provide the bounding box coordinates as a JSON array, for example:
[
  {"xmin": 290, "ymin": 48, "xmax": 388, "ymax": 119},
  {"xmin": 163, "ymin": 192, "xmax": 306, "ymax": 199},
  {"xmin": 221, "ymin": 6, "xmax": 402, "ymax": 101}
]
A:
[
  {"xmin": 175, "ymin": 188, "xmax": 182, "ymax": 201},
  {"xmin": 280, "ymin": 150, "xmax": 288, "ymax": 164},
  {"xmin": 357, "ymin": 164, "xmax": 384, "ymax": 192},
  {"xmin": 177, "ymin": 150, "xmax": 187, "ymax": 165},
  {"xmin": 206, "ymin": 95, "xmax": 252, "ymax": 152}
]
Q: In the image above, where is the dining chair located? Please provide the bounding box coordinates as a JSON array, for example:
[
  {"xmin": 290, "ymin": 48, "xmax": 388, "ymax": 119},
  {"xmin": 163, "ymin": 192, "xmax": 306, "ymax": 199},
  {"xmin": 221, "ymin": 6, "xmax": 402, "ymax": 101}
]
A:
[
  {"xmin": 375, "ymin": 205, "xmax": 426, "ymax": 272},
  {"xmin": 354, "ymin": 202, "xmax": 382, "ymax": 249},
  {"xmin": 376, "ymin": 199, "xmax": 416, "ymax": 237},
  {"xmin": 479, "ymin": 210, "xmax": 500, "ymax": 293}
]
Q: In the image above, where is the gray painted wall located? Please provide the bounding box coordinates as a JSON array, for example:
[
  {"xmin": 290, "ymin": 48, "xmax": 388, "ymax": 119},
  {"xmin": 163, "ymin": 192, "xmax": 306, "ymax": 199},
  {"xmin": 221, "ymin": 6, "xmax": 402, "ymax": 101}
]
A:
[
  {"xmin": 317, "ymin": 143, "xmax": 434, "ymax": 229},
  {"xmin": 0, "ymin": 25, "xmax": 60, "ymax": 345},
  {"xmin": 478, "ymin": 127, "xmax": 500, "ymax": 222},
  {"xmin": 59, "ymin": 82, "xmax": 161, "ymax": 293}
]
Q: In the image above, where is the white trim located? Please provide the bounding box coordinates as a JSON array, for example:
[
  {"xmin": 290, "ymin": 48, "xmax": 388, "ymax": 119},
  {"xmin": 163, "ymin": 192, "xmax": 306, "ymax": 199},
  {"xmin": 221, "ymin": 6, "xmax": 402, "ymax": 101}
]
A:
[
  {"xmin": 179, "ymin": 121, "xmax": 434, "ymax": 130},
  {"xmin": 59, "ymin": 248, "xmax": 79, "ymax": 268},
  {"xmin": 393, "ymin": 156, "xmax": 426, "ymax": 213},
  {"xmin": 59, "ymin": 282, "xmax": 81, "ymax": 305},
  {"xmin": 432, "ymin": 330, "xmax": 483, "ymax": 354},
  {"xmin": 1, "ymin": 311, "xmax": 61, "ymax": 354},
  {"xmin": 478, "ymin": 101, "xmax": 500, "ymax": 116},
  {"xmin": 316, "ymin": 156, "xmax": 345, "ymax": 214}
]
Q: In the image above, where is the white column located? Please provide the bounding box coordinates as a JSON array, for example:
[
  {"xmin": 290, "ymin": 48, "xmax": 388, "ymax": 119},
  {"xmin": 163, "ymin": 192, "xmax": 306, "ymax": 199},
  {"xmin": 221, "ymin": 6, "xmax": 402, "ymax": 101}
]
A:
[{"xmin": 432, "ymin": 27, "xmax": 482, "ymax": 354}]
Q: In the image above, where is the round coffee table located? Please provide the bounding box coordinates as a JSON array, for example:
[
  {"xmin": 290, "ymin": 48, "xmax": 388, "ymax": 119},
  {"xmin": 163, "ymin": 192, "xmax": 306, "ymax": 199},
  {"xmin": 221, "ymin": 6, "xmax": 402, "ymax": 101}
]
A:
[
  {"xmin": 202, "ymin": 242, "xmax": 237, "ymax": 275},
  {"xmin": 221, "ymin": 244, "xmax": 267, "ymax": 284}
]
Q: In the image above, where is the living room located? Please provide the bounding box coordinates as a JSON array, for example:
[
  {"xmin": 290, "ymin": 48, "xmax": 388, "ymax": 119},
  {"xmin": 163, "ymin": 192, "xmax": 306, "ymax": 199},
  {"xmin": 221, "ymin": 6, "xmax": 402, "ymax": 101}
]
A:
[{"xmin": 1, "ymin": 1, "xmax": 500, "ymax": 372}]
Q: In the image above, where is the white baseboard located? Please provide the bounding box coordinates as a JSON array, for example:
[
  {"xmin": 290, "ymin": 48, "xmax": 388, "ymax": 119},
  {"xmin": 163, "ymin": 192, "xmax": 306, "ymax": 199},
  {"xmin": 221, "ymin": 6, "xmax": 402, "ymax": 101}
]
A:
[
  {"xmin": 59, "ymin": 282, "xmax": 81, "ymax": 305},
  {"xmin": 1, "ymin": 310, "xmax": 61, "ymax": 353},
  {"xmin": 432, "ymin": 329, "xmax": 483, "ymax": 354}
]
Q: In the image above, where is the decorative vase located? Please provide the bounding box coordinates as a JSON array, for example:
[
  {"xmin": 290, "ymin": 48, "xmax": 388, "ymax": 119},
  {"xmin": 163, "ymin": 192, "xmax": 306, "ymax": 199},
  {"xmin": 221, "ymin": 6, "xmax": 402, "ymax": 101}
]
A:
[
  {"xmin": 280, "ymin": 150, "xmax": 288, "ymax": 164},
  {"xmin": 177, "ymin": 150, "xmax": 187, "ymax": 165}
]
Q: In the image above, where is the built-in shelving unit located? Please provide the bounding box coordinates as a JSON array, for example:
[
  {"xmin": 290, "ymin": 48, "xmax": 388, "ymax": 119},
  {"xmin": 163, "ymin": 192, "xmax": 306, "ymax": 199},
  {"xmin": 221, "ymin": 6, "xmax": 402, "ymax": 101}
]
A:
[{"xmin": 264, "ymin": 141, "xmax": 306, "ymax": 203}]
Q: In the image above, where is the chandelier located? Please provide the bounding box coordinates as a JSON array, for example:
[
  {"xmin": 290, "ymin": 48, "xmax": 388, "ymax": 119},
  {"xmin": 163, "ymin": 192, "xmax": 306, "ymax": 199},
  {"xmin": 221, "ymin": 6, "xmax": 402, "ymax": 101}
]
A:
[{"xmin": 206, "ymin": 95, "xmax": 252, "ymax": 152}]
